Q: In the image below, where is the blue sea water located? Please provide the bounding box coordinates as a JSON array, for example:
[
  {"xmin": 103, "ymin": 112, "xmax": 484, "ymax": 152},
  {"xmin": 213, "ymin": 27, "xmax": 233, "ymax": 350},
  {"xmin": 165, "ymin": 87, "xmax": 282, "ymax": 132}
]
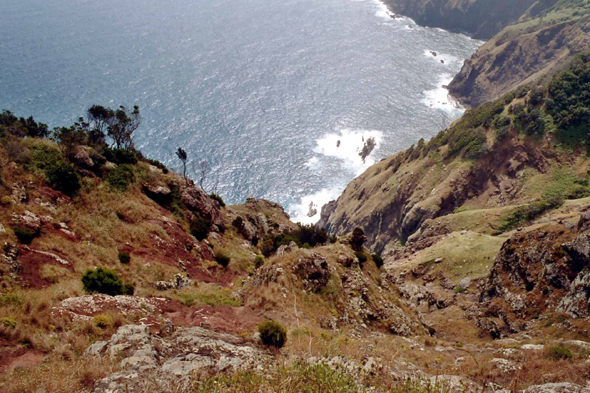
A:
[{"xmin": 0, "ymin": 0, "xmax": 481, "ymax": 223}]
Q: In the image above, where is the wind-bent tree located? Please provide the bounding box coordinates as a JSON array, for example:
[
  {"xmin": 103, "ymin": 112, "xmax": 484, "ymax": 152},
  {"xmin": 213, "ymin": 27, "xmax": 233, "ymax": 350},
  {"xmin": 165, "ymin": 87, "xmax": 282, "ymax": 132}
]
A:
[
  {"xmin": 108, "ymin": 105, "xmax": 140, "ymax": 150},
  {"xmin": 85, "ymin": 105, "xmax": 141, "ymax": 150},
  {"xmin": 176, "ymin": 147, "xmax": 188, "ymax": 185}
]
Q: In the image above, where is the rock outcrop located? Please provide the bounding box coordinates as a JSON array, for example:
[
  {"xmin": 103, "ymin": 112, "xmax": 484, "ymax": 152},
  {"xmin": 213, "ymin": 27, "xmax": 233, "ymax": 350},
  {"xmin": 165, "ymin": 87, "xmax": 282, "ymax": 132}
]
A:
[
  {"xmin": 383, "ymin": 0, "xmax": 536, "ymax": 39},
  {"xmin": 480, "ymin": 215, "xmax": 590, "ymax": 326},
  {"xmin": 89, "ymin": 324, "xmax": 271, "ymax": 393}
]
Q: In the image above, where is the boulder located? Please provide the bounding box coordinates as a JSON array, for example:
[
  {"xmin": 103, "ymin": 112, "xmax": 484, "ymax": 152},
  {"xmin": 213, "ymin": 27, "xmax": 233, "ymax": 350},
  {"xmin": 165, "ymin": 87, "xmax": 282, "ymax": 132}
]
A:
[
  {"xmin": 180, "ymin": 185, "xmax": 225, "ymax": 231},
  {"xmin": 292, "ymin": 251, "xmax": 331, "ymax": 292},
  {"xmin": 524, "ymin": 383, "xmax": 590, "ymax": 393},
  {"xmin": 91, "ymin": 324, "xmax": 271, "ymax": 393},
  {"xmin": 578, "ymin": 211, "xmax": 590, "ymax": 233},
  {"xmin": 71, "ymin": 145, "xmax": 94, "ymax": 168},
  {"xmin": 155, "ymin": 274, "xmax": 193, "ymax": 291}
]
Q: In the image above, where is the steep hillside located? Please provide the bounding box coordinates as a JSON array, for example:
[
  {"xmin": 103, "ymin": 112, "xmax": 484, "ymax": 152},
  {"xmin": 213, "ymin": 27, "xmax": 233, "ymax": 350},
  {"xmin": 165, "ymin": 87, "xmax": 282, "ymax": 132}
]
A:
[
  {"xmin": 449, "ymin": 0, "xmax": 590, "ymax": 107},
  {"xmin": 3, "ymin": 105, "xmax": 590, "ymax": 391},
  {"xmin": 383, "ymin": 0, "xmax": 537, "ymax": 39},
  {"xmin": 320, "ymin": 55, "xmax": 590, "ymax": 253}
]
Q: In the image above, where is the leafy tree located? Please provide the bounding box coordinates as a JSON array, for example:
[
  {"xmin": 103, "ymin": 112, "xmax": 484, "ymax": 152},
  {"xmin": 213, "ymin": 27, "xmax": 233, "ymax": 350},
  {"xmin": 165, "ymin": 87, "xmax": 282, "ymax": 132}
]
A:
[{"xmin": 108, "ymin": 105, "xmax": 140, "ymax": 150}]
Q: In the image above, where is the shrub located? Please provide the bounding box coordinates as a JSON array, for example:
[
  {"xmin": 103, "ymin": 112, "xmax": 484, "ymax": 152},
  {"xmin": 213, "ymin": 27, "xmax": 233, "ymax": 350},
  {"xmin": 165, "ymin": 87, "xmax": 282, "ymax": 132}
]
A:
[
  {"xmin": 107, "ymin": 164, "xmax": 135, "ymax": 191},
  {"xmin": 93, "ymin": 314, "xmax": 114, "ymax": 329},
  {"xmin": 1, "ymin": 196, "xmax": 11, "ymax": 205},
  {"xmin": 118, "ymin": 252, "xmax": 131, "ymax": 264},
  {"xmin": 260, "ymin": 238, "xmax": 275, "ymax": 257},
  {"xmin": 46, "ymin": 160, "xmax": 81, "ymax": 196},
  {"xmin": 209, "ymin": 193, "xmax": 226, "ymax": 207},
  {"xmin": 258, "ymin": 320, "xmax": 287, "ymax": 349},
  {"xmin": 104, "ymin": 148, "xmax": 138, "ymax": 165},
  {"xmin": 214, "ymin": 251, "xmax": 231, "ymax": 267},
  {"xmin": 355, "ymin": 251, "xmax": 368, "ymax": 265},
  {"xmin": 13, "ymin": 226, "xmax": 36, "ymax": 244},
  {"xmin": 190, "ymin": 216, "xmax": 212, "ymax": 241},
  {"xmin": 350, "ymin": 227, "xmax": 366, "ymax": 251},
  {"xmin": 547, "ymin": 346, "xmax": 573, "ymax": 360},
  {"xmin": 122, "ymin": 283, "xmax": 135, "ymax": 295},
  {"xmin": 1, "ymin": 317, "xmax": 16, "ymax": 329},
  {"xmin": 454, "ymin": 286, "xmax": 466, "ymax": 294},
  {"xmin": 145, "ymin": 158, "xmax": 169, "ymax": 173},
  {"xmin": 254, "ymin": 255, "xmax": 264, "ymax": 269},
  {"xmin": 371, "ymin": 253, "xmax": 384, "ymax": 268},
  {"xmin": 81, "ymin": 267, "xmax": 134, "ymax": 296},
  {"xmin": 497, "ymin": 196, "xmax": 564, "ymax": 233}
]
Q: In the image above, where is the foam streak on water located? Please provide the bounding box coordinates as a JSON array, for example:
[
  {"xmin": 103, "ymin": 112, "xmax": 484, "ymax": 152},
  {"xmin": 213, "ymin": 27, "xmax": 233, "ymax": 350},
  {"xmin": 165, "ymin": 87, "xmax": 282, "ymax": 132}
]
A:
[{"xmin": 0, "ymin": 0, "xmax": 482, "ymax": 223}]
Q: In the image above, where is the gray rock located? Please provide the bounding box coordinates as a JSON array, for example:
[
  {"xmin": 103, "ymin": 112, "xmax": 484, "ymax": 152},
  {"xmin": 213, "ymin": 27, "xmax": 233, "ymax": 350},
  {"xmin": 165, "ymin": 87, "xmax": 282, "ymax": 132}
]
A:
[
  {"xmin": 521, "ymin": 344, "xmax": 544, "ymax": 350},
  {"xmin": 292, "ymin": 251, "xmax": 330, "ymax": 292},
  {"xmin": 458, "ymin": 277, "xmax": 472, "ymax": 289},
  {"xmin": 578, "ymin": 211, "xmax": 590, "ymax": 233},
  {"xmin": 525, "ymin": 383, "xmax": 590, "ymax": 393},
  {"xmin": 91, "ymin": 324, "xmax": 271, "ymax": 393}
]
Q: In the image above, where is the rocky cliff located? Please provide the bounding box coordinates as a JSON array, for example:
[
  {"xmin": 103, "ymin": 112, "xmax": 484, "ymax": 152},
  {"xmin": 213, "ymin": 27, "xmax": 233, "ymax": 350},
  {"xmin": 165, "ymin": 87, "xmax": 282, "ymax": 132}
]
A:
[
  {"xmin": 320, "ymin": 56, "xmax": 590, "ymax": 254},
  {"xmin": 383, "ymin": 0, "xmax": 537, "ymax": 39},
  {"xmin": 386, "ymin": 1, "xmax": 590, "ymax": 108}
]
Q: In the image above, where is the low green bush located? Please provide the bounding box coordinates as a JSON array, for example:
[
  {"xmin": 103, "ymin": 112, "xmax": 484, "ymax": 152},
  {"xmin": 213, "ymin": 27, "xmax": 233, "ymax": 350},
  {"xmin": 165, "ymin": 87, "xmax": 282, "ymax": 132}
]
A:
[
  {"xmin": 107, "ymin": 164, "xmax": 135, "ymax": 191},
  {"xmin": 104, "ymin": 148, "xmax": 138, "ymax": 165},
  {"xmin": 258, "ymin": 320, "xmax": 287, "ymax": 349},
  {"xmin": 1, "ymin": 317, "xmax": 17, "ymax": 329},
  {"xmin": 93, "ymin": 314, "xmax": 114, "ymax": 329},
  {"xmin": 209, "ymin": 193, "xmax": 226, "ymax": 207},
  {"xmin": 13, "ymin": 226, "xmax": 37, "ymax": 244},
  {"xmin": 497, "ymin": 196, "xmax": 564, "ymax": 233},
  {"xmin": 371, "ymin": 253, "xmax": 384, "ymax": 269},
  {"xmin": 118, "ymin": 252, "xmax": 131, "ymax": 264},
  {"xmin": 46, "ymin": 160, "xmax": 81, "ymax": 196},
  {"xmin": 214, "ymin": 251, "xmax": 231, "ymax": 267},
  {"xmin": 254, "ymin": 255, "xmax": 264, "ymax": 269},
  {"xmin": 355, "ymin": 251, "xmax": 368, "ymax": 265},
  {"xmin": 547, "ymin": 346, "xmax": 573, "ymax": 360},
  {"xmin": 190, "ymin": 216, "xmax": 212, "ymax": 241},
  {"xmin": 81, "ymin": 267, "xmax": 134, "ymax": 296}
]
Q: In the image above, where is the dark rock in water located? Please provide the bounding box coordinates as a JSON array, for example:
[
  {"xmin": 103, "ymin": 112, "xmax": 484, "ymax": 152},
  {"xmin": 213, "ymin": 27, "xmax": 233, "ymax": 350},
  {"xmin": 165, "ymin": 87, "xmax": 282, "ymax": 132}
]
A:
[{"xmin": 359, "ymin": 137, "xmax": 376, "ymax": 163}]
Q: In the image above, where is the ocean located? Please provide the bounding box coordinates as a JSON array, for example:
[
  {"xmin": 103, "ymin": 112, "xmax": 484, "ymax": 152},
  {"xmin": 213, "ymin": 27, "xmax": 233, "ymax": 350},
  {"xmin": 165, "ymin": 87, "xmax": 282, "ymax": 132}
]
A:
[{"xmin": 0, "ymin": 0, "xmax": 481, "ymax": 223}]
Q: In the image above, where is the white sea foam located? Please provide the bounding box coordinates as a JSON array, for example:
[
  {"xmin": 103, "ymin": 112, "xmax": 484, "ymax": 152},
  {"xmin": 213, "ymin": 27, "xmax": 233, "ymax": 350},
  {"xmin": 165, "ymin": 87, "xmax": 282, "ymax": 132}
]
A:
[
  {"xmin": 314, "ymin": 128, "xmax": 383, "ymax": 175},
  {"xmin": 423, "ymin": 50, "xmax": 460, "ymax": 67},
  {"xmin": 421, "ymin": 74, "xmax": 463, "ymax": 114},
  {"xmin": 290, "ymin": 186, "xmax": 343, "ymax": 225}
]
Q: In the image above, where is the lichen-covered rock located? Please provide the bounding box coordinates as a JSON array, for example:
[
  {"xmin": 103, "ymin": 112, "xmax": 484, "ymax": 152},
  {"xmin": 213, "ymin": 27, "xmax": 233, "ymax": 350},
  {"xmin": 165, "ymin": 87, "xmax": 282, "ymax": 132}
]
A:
[
  {"xmin": 524, "ymin": 383, "xmax": 590, "ymax": 393},
  {"xmin": 276, "ymin": 241, "xmax": 298, "ymax": 257},
  {"xmin": 479, "ymin": 227, "xmax": 590, "ymax": 322},
  {"xmin": 578, "ymin": 211, "xmax": 590, "ymax": 233},
  {"xmin": 292, "ymin": 251, "xmax": 331, "ymax": 292},
  {"xmin": 179, "ymin": 185, "xmax": 225, "ymax": 231},
  {"xmin": 155, "ymin": 274, "xmax": 193, "ymax": 291},
  {"xmin": 12, "ymin": 210, "xmax": 42, "ymax": 232},
  {"xmin": 557, "ymin": 268, "xmax": 590, "ymax": 318},
  {"xmin": 90, "ymin": 324, "xmax": 271, "ymax": 393}
]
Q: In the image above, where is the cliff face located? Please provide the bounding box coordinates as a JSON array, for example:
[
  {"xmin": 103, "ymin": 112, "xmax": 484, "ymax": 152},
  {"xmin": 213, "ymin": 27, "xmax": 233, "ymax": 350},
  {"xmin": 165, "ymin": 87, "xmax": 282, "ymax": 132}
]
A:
[
  {"xmin": 449, "ymin": 15, "xmax": 590, "ymax": 107},
  {"xmin": 319, "ymin": 57, "xmax": 590, "ymax": 253},
  {"xmin": 383, "ymin": 0, "xmax": 537, "ymax": 39},
  {"xmin": 386, "ymin": 1, "xmax": 590, "ymax": 108}
]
